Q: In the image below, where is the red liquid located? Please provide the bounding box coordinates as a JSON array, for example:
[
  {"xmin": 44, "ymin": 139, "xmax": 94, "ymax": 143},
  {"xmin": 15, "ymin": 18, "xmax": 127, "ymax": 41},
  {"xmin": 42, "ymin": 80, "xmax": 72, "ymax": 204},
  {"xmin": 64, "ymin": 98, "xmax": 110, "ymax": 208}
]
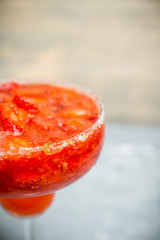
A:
[
  {"xmin": 0, "ymin": 193, "xmax": 55, "ymax": 217},
  {"xmin": 0, "ymin": 82, "xmax": 105, "ymax": 216}
]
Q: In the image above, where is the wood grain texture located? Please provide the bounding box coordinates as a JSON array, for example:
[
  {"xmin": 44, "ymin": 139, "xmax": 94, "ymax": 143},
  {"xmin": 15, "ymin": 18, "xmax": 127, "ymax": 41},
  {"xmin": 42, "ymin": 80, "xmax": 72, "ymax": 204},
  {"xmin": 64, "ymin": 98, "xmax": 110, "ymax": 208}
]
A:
[{"xmin": 0, "ymin": 0, "xmax": 160, "ymax": 124}]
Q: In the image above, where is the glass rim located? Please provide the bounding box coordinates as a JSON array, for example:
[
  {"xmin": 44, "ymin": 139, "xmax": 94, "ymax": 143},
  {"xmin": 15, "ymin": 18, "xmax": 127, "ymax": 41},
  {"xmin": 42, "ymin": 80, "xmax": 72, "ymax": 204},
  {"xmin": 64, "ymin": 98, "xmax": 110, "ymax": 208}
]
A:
[{"xmin": 0, "ymin": 79, "xmax": 105, "ymax": 155}]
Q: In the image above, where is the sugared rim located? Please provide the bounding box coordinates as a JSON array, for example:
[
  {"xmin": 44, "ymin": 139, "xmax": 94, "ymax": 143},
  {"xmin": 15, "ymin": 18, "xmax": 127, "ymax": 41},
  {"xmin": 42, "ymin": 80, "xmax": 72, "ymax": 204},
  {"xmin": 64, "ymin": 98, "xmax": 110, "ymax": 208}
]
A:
[{"xmin": 0, "ymin": 79, "xmax": 105, "ymax": 155}]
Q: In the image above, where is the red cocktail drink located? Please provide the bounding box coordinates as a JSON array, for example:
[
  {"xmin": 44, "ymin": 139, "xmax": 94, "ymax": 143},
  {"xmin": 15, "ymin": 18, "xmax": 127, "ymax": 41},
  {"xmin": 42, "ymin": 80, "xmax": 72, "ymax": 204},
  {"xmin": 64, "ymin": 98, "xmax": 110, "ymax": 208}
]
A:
[
  {"xmin": 0, "ymin": 81, "xmax": 105, "ymax": 217},
  {"xmin": 0, "ymin": 193, "xmax": 55, "ymax": 217}
]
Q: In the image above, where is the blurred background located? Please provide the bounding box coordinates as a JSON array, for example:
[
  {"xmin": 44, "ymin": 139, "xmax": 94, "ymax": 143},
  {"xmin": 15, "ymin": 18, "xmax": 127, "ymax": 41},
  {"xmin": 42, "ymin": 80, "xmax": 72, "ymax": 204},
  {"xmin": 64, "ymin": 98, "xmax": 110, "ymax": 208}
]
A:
[
  {"xmin": 0, "ymin": 0, "xmax": 160, "ymax": 124},
  {"xmin": 0, "ymin": 0, "xmax": 160, "ymax": 240}
]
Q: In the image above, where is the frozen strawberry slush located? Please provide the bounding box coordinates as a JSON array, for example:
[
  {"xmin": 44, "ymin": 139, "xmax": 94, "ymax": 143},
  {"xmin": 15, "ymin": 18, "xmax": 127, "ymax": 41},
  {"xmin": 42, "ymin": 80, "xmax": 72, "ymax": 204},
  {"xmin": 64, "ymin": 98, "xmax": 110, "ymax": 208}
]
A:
[{"xmin": 0, "ymin": 82, "xmax": 105, "ymax": 197}]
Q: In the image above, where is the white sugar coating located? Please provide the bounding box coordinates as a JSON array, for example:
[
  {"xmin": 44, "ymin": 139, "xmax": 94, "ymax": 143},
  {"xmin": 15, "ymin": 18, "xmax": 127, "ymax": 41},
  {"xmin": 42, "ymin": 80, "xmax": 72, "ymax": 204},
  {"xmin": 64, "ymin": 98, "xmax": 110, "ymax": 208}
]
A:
[{"xmin": 78, "ymin": 135, "xmax": 87, "ymax": 142}]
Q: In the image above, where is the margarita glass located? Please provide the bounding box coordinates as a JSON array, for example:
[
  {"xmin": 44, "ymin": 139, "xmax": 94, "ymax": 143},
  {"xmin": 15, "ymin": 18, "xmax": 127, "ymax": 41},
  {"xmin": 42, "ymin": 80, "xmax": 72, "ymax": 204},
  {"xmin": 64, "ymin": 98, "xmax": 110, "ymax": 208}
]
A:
[{"xmin": 0, "ymin": 80, "xmax": 105, "ymax": 220}]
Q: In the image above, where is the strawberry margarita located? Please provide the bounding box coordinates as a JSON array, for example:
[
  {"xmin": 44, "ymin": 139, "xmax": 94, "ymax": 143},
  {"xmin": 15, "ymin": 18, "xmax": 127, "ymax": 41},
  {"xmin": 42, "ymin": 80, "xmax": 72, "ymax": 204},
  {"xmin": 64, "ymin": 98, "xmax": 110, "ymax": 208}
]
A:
[{"xmin": 0, "ymin": 81, "xmax": 105, "ymax": 216}]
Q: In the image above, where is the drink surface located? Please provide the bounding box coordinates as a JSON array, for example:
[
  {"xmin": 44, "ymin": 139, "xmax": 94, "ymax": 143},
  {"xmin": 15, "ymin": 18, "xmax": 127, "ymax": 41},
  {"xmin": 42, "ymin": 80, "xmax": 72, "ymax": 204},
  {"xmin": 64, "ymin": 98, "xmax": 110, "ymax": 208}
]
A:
[
  {"xmin": 0, "ymin": 82, "xmax": 99, "ymax": 149},
  {"xmin": 0, "ymin": 82, "xmax": 105, "ymax": 197}
]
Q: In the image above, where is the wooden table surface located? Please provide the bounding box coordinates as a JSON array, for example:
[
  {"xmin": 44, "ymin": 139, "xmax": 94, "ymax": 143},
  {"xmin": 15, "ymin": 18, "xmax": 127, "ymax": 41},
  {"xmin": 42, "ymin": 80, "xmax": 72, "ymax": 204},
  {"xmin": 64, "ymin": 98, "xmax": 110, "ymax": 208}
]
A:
[{"xmin": 0, "ymin": 0, "xmax": 160, "ymax": 124}]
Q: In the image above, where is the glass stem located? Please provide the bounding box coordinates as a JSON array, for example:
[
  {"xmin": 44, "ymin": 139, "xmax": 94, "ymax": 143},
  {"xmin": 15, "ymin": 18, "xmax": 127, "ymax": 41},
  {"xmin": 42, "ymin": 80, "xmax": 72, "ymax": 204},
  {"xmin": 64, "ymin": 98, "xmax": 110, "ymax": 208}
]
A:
[{"xmin": 24, "ymin": 218, "xmax": 34, "ymax": 240}]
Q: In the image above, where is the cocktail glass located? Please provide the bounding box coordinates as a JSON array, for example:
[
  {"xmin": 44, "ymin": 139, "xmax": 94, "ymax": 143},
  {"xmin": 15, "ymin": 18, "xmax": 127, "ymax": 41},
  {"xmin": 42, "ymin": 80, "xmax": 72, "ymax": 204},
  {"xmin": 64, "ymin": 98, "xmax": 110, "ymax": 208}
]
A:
[{"xmin": 0, "ymin": 81, "xmax": 105, "ymax": 239}]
